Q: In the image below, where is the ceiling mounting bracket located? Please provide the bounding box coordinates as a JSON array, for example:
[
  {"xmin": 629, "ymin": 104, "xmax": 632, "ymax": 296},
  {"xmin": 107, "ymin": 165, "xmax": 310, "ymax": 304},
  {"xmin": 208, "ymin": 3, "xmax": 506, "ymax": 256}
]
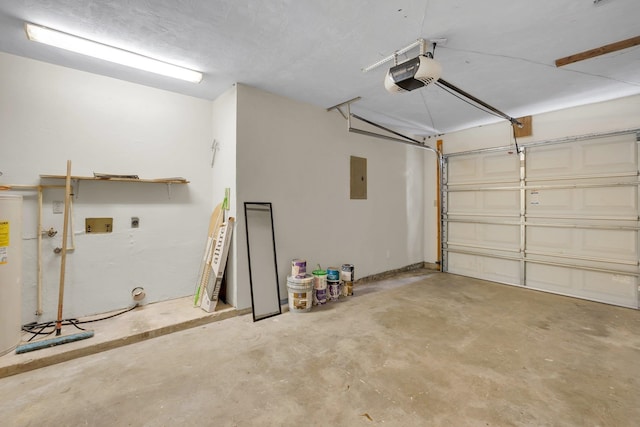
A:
[
  {"xmin": 326, "ymin": 97, "xmax": 438, "ymax": 155},
  {"xmin": 419, "ymin": 39, "xmax": 427, "ymax": 56},
  {"xmin": 326, "ymin": 96, "xmax": 362, "ymax": 120},
  {"xmin": 362, "ymin": 38, "xmax": 426, "ymax": 72},
  {"xmin": 362, "ymin": 37, "xmax": 447, "ymax": 72}
]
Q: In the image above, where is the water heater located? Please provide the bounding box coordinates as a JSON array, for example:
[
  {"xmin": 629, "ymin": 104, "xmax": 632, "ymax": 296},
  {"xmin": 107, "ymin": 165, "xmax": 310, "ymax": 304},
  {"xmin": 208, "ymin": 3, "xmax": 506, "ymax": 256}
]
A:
[{"xmin": 0, "ymin": 194, "xmax": 22, "ymax": 355}]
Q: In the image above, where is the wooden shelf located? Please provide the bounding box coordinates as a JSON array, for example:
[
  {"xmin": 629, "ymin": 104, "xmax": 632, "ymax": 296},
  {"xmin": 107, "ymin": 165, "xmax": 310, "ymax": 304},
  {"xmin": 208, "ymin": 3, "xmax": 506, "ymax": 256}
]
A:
[
  {"xmin": 39, "ymin": 174, "xmax": 189, "ymax": 198},
  {"xmin": 39, "ymin": 175, "xmax": 189, "ymax": 184}
]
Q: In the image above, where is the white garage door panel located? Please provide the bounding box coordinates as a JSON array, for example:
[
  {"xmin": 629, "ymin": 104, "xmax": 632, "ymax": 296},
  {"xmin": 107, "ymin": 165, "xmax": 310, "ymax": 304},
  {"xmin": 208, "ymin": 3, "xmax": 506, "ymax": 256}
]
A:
[
  {"xmin": 448, "ymin": 252, "xmax": 520, "ymax": 286},
  {"xmin": 527, "ymin": 186, "xmax": 637, "ymax": 217},
  {"xmin": 448, "ymin": 190, "xmax": 520, "ymax": 215},
  {"xmin": 526, "ymin": 227, "xmax": 637, "ymax": 263},
  {"xmin": 448, "ymin": 152, "xmax": 519, "ymax": 184},
  {"xmin": 482, "ymin": 154, "xmax": 520, "ymax": 178},
  {"xmin": 527, "ymin": 134, "xmax": 637, "ymax": 178},
  {"xmin": 484, "ymin": 190, "xmax": 520, "ymax": 211},
  {"xmin": 582, "ymin": 228, "xmax": 637, "ymax": 256},
  {"xmin": 582, "ymin": 137, "xmax": 637, "ymax": 172},
  {"xmin": 526, "ymin": 188, "xmax": 575, "ymax": 212},
  {"xmin": 527, "ymin": 145, "xmax": 573, "ymax": 177},
  {"xmin": 526, "ymin": 264, "xmax": 638, "ymax": 308},
  {"xmin": 443, "ymin": 131, "xmax": 639, "ymax": 309},
  {"xmin": 449, "ymin": 222, "xmax": 519, "ymax": 251},
  {"xmin": 584, "ymin": 186, "xmax": 637, "ymax": 212}
]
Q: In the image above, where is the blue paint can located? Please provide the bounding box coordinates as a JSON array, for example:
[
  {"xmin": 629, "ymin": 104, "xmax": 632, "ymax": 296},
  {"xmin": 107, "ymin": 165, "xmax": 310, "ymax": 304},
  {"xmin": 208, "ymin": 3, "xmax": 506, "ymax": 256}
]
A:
[{"xmin": 327, "ymin": 267, "xmax": 340, "ymax": 281}]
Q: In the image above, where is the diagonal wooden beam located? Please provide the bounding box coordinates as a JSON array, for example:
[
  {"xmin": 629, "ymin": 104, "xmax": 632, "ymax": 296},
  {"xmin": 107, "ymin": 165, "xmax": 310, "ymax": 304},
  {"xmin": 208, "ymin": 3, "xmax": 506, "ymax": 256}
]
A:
[{"xmin": 555, "ymin": 35, "xmax": 640, "ymax": 67}]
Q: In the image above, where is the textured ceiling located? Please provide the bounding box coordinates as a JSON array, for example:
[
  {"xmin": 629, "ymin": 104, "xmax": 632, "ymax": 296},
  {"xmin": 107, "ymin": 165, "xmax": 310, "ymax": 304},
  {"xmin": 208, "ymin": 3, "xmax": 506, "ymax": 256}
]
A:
[{"xmin": 0, "ymin": 0, "xmax": 639, "ymax": 136}]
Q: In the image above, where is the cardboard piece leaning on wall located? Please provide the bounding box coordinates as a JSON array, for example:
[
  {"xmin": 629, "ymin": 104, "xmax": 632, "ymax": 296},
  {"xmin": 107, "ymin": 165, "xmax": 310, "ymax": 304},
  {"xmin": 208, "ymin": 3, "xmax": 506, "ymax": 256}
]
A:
[{"xmin": 200, "ymin": 217, "xmax": 235, "ymax": 313}]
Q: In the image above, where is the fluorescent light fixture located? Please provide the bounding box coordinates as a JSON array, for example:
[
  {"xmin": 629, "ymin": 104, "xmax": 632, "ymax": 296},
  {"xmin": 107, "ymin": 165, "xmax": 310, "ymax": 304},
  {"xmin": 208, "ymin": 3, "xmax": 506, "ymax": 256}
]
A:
[{"xmin": 24, "ymin": 23, "xmax": 203, "ymax": 83}]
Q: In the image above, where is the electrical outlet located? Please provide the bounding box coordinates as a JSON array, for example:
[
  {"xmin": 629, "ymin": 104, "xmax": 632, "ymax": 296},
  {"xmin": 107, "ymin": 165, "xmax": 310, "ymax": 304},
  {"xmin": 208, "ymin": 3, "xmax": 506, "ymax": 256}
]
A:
[{"xmin": 131, "ymin": 217, "xmax": 139, "ymax": 228}]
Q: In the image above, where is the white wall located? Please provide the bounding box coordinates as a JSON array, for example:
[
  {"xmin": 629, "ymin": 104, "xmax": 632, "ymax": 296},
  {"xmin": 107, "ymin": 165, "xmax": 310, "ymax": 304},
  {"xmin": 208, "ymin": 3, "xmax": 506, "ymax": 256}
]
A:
[
  {"xmin": 211, "ymin": 85, "xmax": 238, "ymax": 306},
  {"xmin": 0, "ymin": 52, "xmax": 213, "ymax": 323},
  {"xmin": 232, "ymin": 84, "xmax": 427, "ymax": 309},
  {"xmin": 441, "ymin": 94, "xmax": 640, "ymax": 154}
]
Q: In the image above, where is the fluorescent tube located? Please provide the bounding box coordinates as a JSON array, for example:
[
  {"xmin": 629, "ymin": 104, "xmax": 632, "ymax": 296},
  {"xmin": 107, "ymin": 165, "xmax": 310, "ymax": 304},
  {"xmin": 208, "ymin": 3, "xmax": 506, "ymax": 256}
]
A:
[{"xmin": 25, "ymin": 23, "xmax": 203, "ymax": 83}]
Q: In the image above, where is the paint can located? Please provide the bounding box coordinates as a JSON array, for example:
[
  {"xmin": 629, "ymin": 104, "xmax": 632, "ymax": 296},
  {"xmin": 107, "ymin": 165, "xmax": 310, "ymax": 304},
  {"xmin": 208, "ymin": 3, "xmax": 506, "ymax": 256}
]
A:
[
  {"xmin": 327, "ymin": 267, "xmax": 340, "ymax": 281},
  {"xmin": 340, "ymin": 264, "xmax": 355, "ymax": 282},
  {"xmin": 312, "ymin": 267, "xmax": 328, "ymax": 305},
  {"xmin": 328, "ymin": 280, "xmax": 341, "ymax": 301},
  {"xmin": 341, "ymin": 264, "xmax": 354, "ymax": 297},
  {"xmin": 342, "ymin": 280, "xmax": 353, "ymax": 297},
  {"xmin": 291, "ymin": 259, "xmax": 307, "ymax": 278},
  {"xmin": 287, "ymin": 274, "xmax": 314, "ymax": 313}
]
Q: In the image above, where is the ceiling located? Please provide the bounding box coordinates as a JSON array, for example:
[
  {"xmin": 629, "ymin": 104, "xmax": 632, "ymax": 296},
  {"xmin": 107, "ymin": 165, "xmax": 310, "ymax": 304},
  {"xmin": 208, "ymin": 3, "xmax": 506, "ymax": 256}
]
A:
[{"xmin": 1, "ymin": 0, "xmax": 639, "ymax": 137}]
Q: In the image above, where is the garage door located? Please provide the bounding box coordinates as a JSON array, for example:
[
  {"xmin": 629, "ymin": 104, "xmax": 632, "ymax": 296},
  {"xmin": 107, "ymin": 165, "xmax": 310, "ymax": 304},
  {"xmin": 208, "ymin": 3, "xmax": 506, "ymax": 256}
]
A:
[{"xmin": 442, "ymin": 131, "xmax": 639, "ymax": 309}]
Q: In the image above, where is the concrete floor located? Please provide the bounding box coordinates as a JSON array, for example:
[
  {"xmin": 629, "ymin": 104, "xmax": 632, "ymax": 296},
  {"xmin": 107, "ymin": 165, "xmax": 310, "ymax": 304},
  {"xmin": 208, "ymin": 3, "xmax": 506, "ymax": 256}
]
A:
[
  {"xmin": 1, "ymin": 270, "xmax": 639, "ymax": 426},
  {"xmin": 0, "ymin": 296, "xmax": 240, "ymax": 378}
]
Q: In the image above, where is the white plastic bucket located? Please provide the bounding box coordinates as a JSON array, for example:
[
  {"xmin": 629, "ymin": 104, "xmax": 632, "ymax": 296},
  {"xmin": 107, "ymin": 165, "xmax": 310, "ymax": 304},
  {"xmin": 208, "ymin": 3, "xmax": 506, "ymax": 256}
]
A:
[
  {"xmin": 287, "ymin": 274, "xmax": 313, "ymax": 313},
  {"xmin": 0, "ymin": 194, "xmax": 22, "ymax": 356}
]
